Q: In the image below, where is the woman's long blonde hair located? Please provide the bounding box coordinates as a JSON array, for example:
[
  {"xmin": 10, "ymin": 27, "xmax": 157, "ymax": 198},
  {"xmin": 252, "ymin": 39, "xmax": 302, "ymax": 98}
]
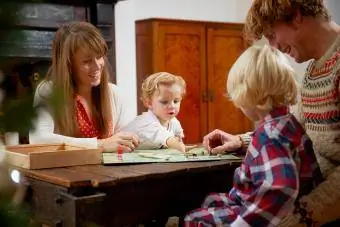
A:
[{"xmin": 43, "ymin": 21, "xmax": 112, "ymax": 137}]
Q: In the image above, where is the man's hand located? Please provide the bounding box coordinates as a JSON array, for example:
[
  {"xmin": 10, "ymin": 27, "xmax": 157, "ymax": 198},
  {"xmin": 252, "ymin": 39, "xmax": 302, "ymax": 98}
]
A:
[{"xmin": 202, "ymin": 129, "xmax": 242, "ymax": 155}]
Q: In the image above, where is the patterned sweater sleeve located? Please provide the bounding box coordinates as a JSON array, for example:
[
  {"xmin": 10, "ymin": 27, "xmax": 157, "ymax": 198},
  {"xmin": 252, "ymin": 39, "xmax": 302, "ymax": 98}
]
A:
[
  {"xmin": 238, "ymin": 132, "xmax": 253, "ymax": 149},
  {"xmin": 279, "ymin": 165, "xmax": 340, "ymax": 226}
]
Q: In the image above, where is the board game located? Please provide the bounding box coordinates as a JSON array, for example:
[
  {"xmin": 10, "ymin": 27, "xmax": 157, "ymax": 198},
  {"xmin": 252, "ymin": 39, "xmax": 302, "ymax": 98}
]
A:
[{"xmin": 102, "ymin": 146, "xmax": 241, "ymax": 165}]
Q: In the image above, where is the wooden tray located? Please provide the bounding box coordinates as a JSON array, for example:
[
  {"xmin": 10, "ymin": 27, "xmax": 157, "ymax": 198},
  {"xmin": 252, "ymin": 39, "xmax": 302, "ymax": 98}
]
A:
[{"xmin": 4, "ymin": 143, "xmax": 101, "ymax": 169}]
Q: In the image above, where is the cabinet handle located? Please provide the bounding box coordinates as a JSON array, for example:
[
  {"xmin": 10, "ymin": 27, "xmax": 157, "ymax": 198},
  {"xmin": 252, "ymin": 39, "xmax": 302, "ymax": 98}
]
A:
[
  {"xmin": 202, "ymin": 90, "xmax": 209, "ymax": 102},
  {"xmin": 208, "ymin": 90, "xmax": 215, "ymax": 102}
]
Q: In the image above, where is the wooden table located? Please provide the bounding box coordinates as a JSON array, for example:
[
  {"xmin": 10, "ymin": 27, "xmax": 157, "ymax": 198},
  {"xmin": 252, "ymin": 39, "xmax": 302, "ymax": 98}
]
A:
[{"xmin": 21, "ymin": 160, "xmax": 241, "ymax": 227}]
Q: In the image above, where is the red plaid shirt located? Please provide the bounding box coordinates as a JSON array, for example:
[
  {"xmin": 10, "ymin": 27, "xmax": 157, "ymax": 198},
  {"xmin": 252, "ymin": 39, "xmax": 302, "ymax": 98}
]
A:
[{"xmin": 184, "ymin": 106, "xmax": 322, "ymax": 227}]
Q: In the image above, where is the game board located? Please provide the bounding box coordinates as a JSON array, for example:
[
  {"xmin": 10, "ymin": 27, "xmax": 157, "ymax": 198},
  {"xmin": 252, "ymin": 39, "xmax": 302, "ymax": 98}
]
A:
[{"xmin": 102, "ymin": 146, "xmax": 241, "ymax": 165}]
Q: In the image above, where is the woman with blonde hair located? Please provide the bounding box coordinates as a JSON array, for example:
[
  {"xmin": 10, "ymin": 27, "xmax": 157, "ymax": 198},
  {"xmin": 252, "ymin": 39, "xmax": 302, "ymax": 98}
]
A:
[
  {"xmin": 184, "ymin": 44, "xmax": 322, "ymax": 227},
  {"xmin": 29, "ymin": 21, "xmax": 139, "ymax": 151}
]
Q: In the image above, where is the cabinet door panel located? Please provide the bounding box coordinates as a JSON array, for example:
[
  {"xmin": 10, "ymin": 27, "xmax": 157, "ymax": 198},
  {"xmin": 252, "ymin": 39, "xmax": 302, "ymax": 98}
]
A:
[
  {"xmin": 136, "ymin": 22, "xmax": 153, "ymax": 113},
  {"xmin": 156, "ymin": 22, "xmax": 207, "ymax": 143},
  {"xmin": 207, "ymin": 26, "xmax": 253, "ymax": 134}
]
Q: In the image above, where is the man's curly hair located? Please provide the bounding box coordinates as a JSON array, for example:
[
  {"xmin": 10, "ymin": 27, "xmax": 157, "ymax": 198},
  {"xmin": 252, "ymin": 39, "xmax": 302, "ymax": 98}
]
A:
[{"xmin": 244, "ymin": 0, "xmax": 330, "ymax": 43}]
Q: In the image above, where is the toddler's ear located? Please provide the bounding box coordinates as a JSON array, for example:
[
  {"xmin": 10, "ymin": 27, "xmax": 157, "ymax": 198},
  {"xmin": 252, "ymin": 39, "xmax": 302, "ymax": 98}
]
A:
[{"xmin": 143, "ymin": 98, "xmax": 152, "ymax": 109}]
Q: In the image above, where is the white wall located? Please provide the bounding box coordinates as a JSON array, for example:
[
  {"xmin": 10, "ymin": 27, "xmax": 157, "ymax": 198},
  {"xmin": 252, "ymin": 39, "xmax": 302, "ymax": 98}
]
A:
[
  {"xmin": 114, "ymin": 0, "xmax": 340, "ymax": 120},
  {"xmin": 134, "ymin": 0, "xmax": 250, "ymax": 22},
  {"xmin": 325, "ymin": 0, "xmax": 340, "ymax": 24},
  {"xmin": 115, "ymin": 0, "xmax": 137, "ymax": 120}
]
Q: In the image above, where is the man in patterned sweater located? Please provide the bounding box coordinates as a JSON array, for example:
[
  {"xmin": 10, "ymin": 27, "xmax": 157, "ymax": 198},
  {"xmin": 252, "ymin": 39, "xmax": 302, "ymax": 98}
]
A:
[{"xmin": 202, "ymin": 0, "xmax": 340, "ymax": 226}]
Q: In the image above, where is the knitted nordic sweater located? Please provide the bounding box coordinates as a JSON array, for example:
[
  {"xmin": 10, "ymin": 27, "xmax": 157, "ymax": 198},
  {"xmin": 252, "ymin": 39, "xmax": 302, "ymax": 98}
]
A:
[
  {"xmin": 280, "ymin": 36, "xmax": 340, "ymax": 226},
  {"xmin": 301, "ymin": 36, "xmax": 340, "ymax": 178}
]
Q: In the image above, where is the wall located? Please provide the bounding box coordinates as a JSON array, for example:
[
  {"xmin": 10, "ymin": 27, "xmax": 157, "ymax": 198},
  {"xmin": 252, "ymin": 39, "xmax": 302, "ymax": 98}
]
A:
[
  {"xmin": 134, "ymin": 0, "xmax": 250, "ymax": 22},
  {"xmin": 115, "ymin": 0, "xmax": 137, "ymax": 120},
  {"xmin": 114, "ymin": 0, "xmax": 340, "ymax": 120},
  {"xmin": 325, "ymin": 0, "xmax": 340, "ymax": 24}
]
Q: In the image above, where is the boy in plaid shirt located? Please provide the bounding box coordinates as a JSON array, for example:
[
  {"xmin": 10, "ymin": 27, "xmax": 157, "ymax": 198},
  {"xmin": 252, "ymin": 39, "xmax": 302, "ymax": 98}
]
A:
[{"xmin": 184, "ymin": 45, "xmax": 323, "ymax": 227}]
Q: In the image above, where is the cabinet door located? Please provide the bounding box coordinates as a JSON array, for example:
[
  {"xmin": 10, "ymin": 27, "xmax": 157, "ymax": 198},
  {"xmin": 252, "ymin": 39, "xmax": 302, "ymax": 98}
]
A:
[
  {"xmin": 136, "ymin": 21, "xmax": 154, "ymax": 114},
  {"xmin": 155, "ymin": 21, "xmax": 207, "ymax": 143},
  {"xmin": 207, "ymin": 25, "xmax": 253, "ymax": 134}
]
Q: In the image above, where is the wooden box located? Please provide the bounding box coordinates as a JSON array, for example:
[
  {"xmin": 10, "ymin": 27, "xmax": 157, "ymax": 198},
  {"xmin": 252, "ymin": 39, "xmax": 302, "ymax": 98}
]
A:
[{"xmin": 4, "ymin": 143, "xmax": 101, "ymax": 170}]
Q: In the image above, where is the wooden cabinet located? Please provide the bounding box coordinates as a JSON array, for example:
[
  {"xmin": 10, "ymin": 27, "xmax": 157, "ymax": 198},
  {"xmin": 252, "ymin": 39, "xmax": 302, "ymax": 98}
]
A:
[{"xmin": 136, "ymin": 18, "xmax": 253, "ymax": 143}]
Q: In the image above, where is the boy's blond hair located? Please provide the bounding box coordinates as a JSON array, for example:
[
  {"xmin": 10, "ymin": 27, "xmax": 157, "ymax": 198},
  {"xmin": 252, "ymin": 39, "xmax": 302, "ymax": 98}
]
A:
[
  {"xmin": 140, "ymin": 72, "xmax": 186, "ymax": 106},
  {"xmin": 227, "ymin": 44, "xmax": 297, "ymax": 112}
]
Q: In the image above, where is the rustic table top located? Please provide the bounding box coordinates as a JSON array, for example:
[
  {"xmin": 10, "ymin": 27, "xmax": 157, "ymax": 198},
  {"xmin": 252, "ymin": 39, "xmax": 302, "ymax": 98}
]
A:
[{"xmin": 19, "ymin": 160, "xmax": 241, "ymax": 188}]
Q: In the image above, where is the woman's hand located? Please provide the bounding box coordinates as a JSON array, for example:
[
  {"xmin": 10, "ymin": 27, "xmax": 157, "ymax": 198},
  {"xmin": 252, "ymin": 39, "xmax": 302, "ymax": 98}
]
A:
[
  {"xmin": 202, "ymin": 129, "xmax": 242, "ymax": 155},
  {"xmin": 98, "ymin": 131, "xmax": 140, "ymax": 152}
]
